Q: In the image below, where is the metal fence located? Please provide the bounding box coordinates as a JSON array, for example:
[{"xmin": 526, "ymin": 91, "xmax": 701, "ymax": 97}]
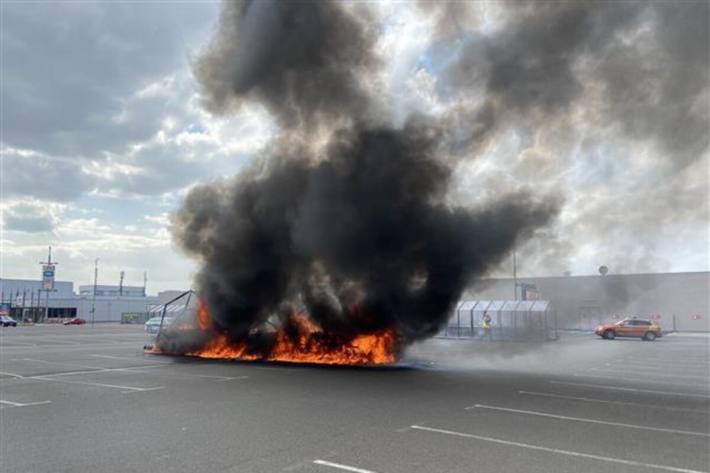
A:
[{"xmin": 439, "ymin": 300, "xmax": 557, "ymax": 341}]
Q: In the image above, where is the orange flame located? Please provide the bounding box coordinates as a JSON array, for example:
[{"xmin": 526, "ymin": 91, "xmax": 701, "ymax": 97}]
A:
[
  {"xmin": 196, "ymin": 299, "xmax": 212, "ymax": 331},
  {"xmin": 185, "ymin": 305, "xmax": 397, "ymax": 365}
]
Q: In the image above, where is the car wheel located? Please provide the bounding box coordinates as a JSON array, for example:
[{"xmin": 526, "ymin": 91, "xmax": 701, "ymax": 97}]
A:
[
  {"xmin": 603, "ymin": 330, "xmax": 615, "ymax": 340},
  {"xmin": 643, "ymin": 332, "xmax": 656, "ymax": 341}
]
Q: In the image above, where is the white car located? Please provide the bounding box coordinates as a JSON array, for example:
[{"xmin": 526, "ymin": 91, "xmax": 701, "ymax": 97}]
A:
[{"xmin": 144, "ymin": 316, "xmax": 174, "ymax": 334}]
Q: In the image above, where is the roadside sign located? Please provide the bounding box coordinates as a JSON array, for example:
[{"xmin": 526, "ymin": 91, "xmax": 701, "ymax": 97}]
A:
[
  {"xmin": 0, "ymin": 303, "xmax": 10, "ymax": 317},
  {"xmin": 42, "ymin": 264, "xmax": 55, "ymax": 290}
]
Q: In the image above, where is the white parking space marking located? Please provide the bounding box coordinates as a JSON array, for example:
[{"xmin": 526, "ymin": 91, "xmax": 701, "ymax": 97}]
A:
[
  {"xmin": 313, "ymin": 459, "xmax": 382, "ymax": 473},
  {"xmin": 8, "ymin": 357, "xmax": 248, "ymax": 383},
  {"xmin": 623, "ymin": 357, "xmax": 710, "ymax": 366},
  {"xmin": 1, "ymin": 341, "xmax": 146, "ymax": 353},
  {"xmin": 518, "ymin": 390, "xmax": 710, "ymax": 414},
  {"xmin": 91, "ymin": 354, "xmax": 171, "ymax": 363},
  {"xmin": 17, "ymin": 357, "xmax": 109, "ymax": 370},
  {"xmin": 572, "ymin": 372, "xmax": 710, "ymax": 388},
  {"xmin": 604, "ymin": 360, "xmax": 710, "ymax": 369},
  {"xmin": 120, "ymin": 387, "xmax": 166, "ymax": 394},
  {"xmin": 32, "ymin": 365, "xmax": 168, "ymax": 378},
  {"xmin": 0, "ymin": 370, "xmax": 24, "ymax": 379},
  {"xmin": 410, "ymin": 425, "xmax": 707, "ymax": 473},
  {"xmin": 0, "ymin": 341, "xmax": 37, "ymax": 347},
  {"xmin": 588, "ymin": 368, "xmax": 710, "ymax": 381},
  {"xmin": 116, "ymin": 365, "xmax": 248, "ymax": 381},
  {"xmin": 550, "ymin": 381, "xmax": 710, "ymax": 399},
  {"xmin": 0, "ymin": 367, "xmax": 164, "ymax": 393},
  {"xmin": 0, "ymin": 400, "xmax": 52, "ymax": 408},
  {"xmin": 18, "ymin": 357, "xmax": 240, "ymax": 380},
  {"xmin": 466, "ymin": 403, "xmax": 710, "ymax": 438},
  {"xmin": 31, "ymin": 376, "xmax": 165, "ymax": 393}
]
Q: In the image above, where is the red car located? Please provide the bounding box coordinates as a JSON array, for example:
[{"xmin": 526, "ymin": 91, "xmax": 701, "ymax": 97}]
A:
[
  {"xmin": 595, "ymin": 318, "xmax": 662, "ymax": 341},
  {"xmin": 63, "ymin": 317, "xmax": 87, "ymax": 325}
]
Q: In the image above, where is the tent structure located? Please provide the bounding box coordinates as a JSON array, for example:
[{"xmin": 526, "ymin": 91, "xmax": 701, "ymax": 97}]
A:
[{"xmin": 441, "ymin": 299, "xmax": 557, "ymax": 341}]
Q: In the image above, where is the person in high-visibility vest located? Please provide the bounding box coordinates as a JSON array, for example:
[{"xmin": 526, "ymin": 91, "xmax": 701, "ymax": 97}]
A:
[{"xmin": 482, "ymin": 312, "xmax": 493, "ymax": 340}]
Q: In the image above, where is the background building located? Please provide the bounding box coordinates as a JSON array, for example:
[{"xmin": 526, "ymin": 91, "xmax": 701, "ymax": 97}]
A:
[
  {"xmin": 2, "ymin": 271, "xmax": 708, "ymax": 331},
  {"xmin": 466, "ymin": 271, "xmax": 709, "ymax": 331},
  {"xmin": 0, "ymin": 278, "xmax": 168, "ymax": 323},
  {"xmin": 78, "ymin": 284, "xmax": 146, "ymax": 297}
]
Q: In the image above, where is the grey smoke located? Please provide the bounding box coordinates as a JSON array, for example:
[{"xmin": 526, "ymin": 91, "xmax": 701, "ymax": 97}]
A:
[
  {"xmin": 445, "ymin": 1, "xmax": 708, "ymax": 166},
  {"xmin": 164, "ymin": 0, "xmax": 559, "ymax": 356},
  {"xmin": 434, "ymin": 0, "xmax": 708, "ymax": 274}
]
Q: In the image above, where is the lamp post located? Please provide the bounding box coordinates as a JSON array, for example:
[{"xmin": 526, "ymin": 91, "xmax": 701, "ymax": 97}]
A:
[
  {"xmin": 513, "ymin": 247, "xmax": 518, "ymax": 300},
  {"xmin": 91, "ymin": 258, "xmax": 99, "ymax": 327}
]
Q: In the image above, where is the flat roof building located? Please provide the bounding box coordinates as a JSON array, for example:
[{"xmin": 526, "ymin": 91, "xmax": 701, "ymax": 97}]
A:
[
  {"xmin": 78, "ymin": 284, "xmax": 146, "ymax": 298},
  {"xmin": 467, "ymin": 271, "xmax": 709, "ymax": 331},
  {"xmin": 0, "ymin": 278, "xmax": 161, "ymax": 323}
]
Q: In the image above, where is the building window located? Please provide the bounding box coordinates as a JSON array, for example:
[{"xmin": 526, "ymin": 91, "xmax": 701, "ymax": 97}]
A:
[{"xmin": 48, "ymin": 308, "xmax": 77, "ymax": 318}]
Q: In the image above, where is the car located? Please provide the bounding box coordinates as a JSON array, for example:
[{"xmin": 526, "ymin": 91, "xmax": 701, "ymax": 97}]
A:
[
  {"xmin": 63, "ymin": 317, "xmax": 87, "ymax": 326},
  {"xmin": 0, "ymin": 315, "xmax": 18, "ymax": 327},
  {"xmin": 595, "ymin": 318, "xmax": 662, "ymax": 341},
  {"xmin": 144, "ymin": 316, "xmax": 174, "ymax": 334}
]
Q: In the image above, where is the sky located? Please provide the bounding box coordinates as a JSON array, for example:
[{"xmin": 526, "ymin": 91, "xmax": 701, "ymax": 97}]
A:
[{"xmin": 1, "ymin": 1, "xmax": 708, "ymax": 294}]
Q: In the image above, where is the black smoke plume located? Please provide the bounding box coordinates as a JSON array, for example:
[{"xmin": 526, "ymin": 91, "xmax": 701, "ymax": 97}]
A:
[
  {"xmin": 163, "ymin": 0, "xmax": 559, "ymax": 356},
  {"xmin": 193, "ymin": 0, "xmax": 381, "ymax": 129}
]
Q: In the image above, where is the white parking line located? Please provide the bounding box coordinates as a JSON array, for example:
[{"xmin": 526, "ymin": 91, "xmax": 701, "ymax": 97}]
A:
[
  {"xmin": 0, "ymin": 370, "xmax": 24, "ymax": 379},
  {"xmin": 34, "ymin": 365, "xmax": 168, "ymax": 378},
  {"xmin": 116, "ymin": 364, "xmax": 247, "ymax": 381},
  {"xmin": 605, "ymin": 360, "xmax": 710, "ymax": 369},
  {"xmin": 91, "ymin": 354, "xmax": 172, "ymax": 363},
  {"xmin": 466, "ymin": 403, "xmax": 710, "ymax": 438},
  {"xmin": 31, "ymin": 376, "xmax": 165, "ymax": 393},
  {"xmin": 588, "ymin": 368, "xmax": 709, "ymax": 381},
  {"xmin": 0, "ymin": 341, "xmax": 37, "ymax": 347},
  {"xmin": 518, "ymin": 390, "xmax": 710, "ymax": 414},
  {"xmin": 120, "ymin": 387, "xmax": 166, "ymax": 394},
  {"xmin": 550, "ymin": 381, "xmax": 710, "ymax": 399},
  {"xmin": 572, "ymin": 373, "xmax": 710, "ymax": 388},
  {"xmin": 18, "ymin": 357, "xmax": 107, "ymax": 370},
  {"xmin": 0, "ymin": 369, "xmax": 163, "ymax": 393},
  {"xmin": 410, "ymin": 425, "xmax": 706, "ymax": 473},
  {"xmin": 313, "ymin": 459, "xmax": 381, "ymax": 473},
  {"xmin": 0, "ymin": 400, "xmax": 52, "ymax": 408},
  {"xmin": 622, "ymin": 358, "xmax": 710, "ymax": 367},
  {"xmin": 9, "ymin": 358, "xmax": 248, "ymax": 383}
]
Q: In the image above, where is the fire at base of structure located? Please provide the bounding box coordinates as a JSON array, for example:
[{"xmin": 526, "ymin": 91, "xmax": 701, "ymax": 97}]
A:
[{"xmin": 146, "ymin": 291, "xmax": 398, "ymax": 366}]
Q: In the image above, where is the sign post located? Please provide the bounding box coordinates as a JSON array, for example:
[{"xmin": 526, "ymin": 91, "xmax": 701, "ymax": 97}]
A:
[{"xmin": 39, "ymin": 246, "xmax": 58, "ymax": 322}]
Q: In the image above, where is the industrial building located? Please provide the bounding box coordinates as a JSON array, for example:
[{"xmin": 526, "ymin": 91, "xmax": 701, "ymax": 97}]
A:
[
  {"xmin": 2, "ymin": 271, "xmax": 707, "ymax": 331},
  {"xmin": 0, "ymin": 278, "xmax": 181, "ymax": 323},
  {"xmin": 466, "ymin": 271, "xmax": 709, "ymax": 331}
]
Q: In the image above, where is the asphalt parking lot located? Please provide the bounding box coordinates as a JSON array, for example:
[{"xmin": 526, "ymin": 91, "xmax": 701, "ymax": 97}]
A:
[{"xmin": 1, "ymin": 325, "xmax": 708, "ymax": 473}]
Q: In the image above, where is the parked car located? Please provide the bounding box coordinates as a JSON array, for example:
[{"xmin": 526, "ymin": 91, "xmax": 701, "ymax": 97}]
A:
[
  {"xmin": 145, "ymin": 316, "xmax": 174, "ymax": 334},
  {"xmin": 0, "ymin": 315, "xmax": 18, "ymax": 327},
  {"xmin": 63, "ymin": 317, "xmax": 87, "ymax": 326},
  {"xmin": 595, "ymin": 318, "xmax": 662, "ymax": 341}
]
